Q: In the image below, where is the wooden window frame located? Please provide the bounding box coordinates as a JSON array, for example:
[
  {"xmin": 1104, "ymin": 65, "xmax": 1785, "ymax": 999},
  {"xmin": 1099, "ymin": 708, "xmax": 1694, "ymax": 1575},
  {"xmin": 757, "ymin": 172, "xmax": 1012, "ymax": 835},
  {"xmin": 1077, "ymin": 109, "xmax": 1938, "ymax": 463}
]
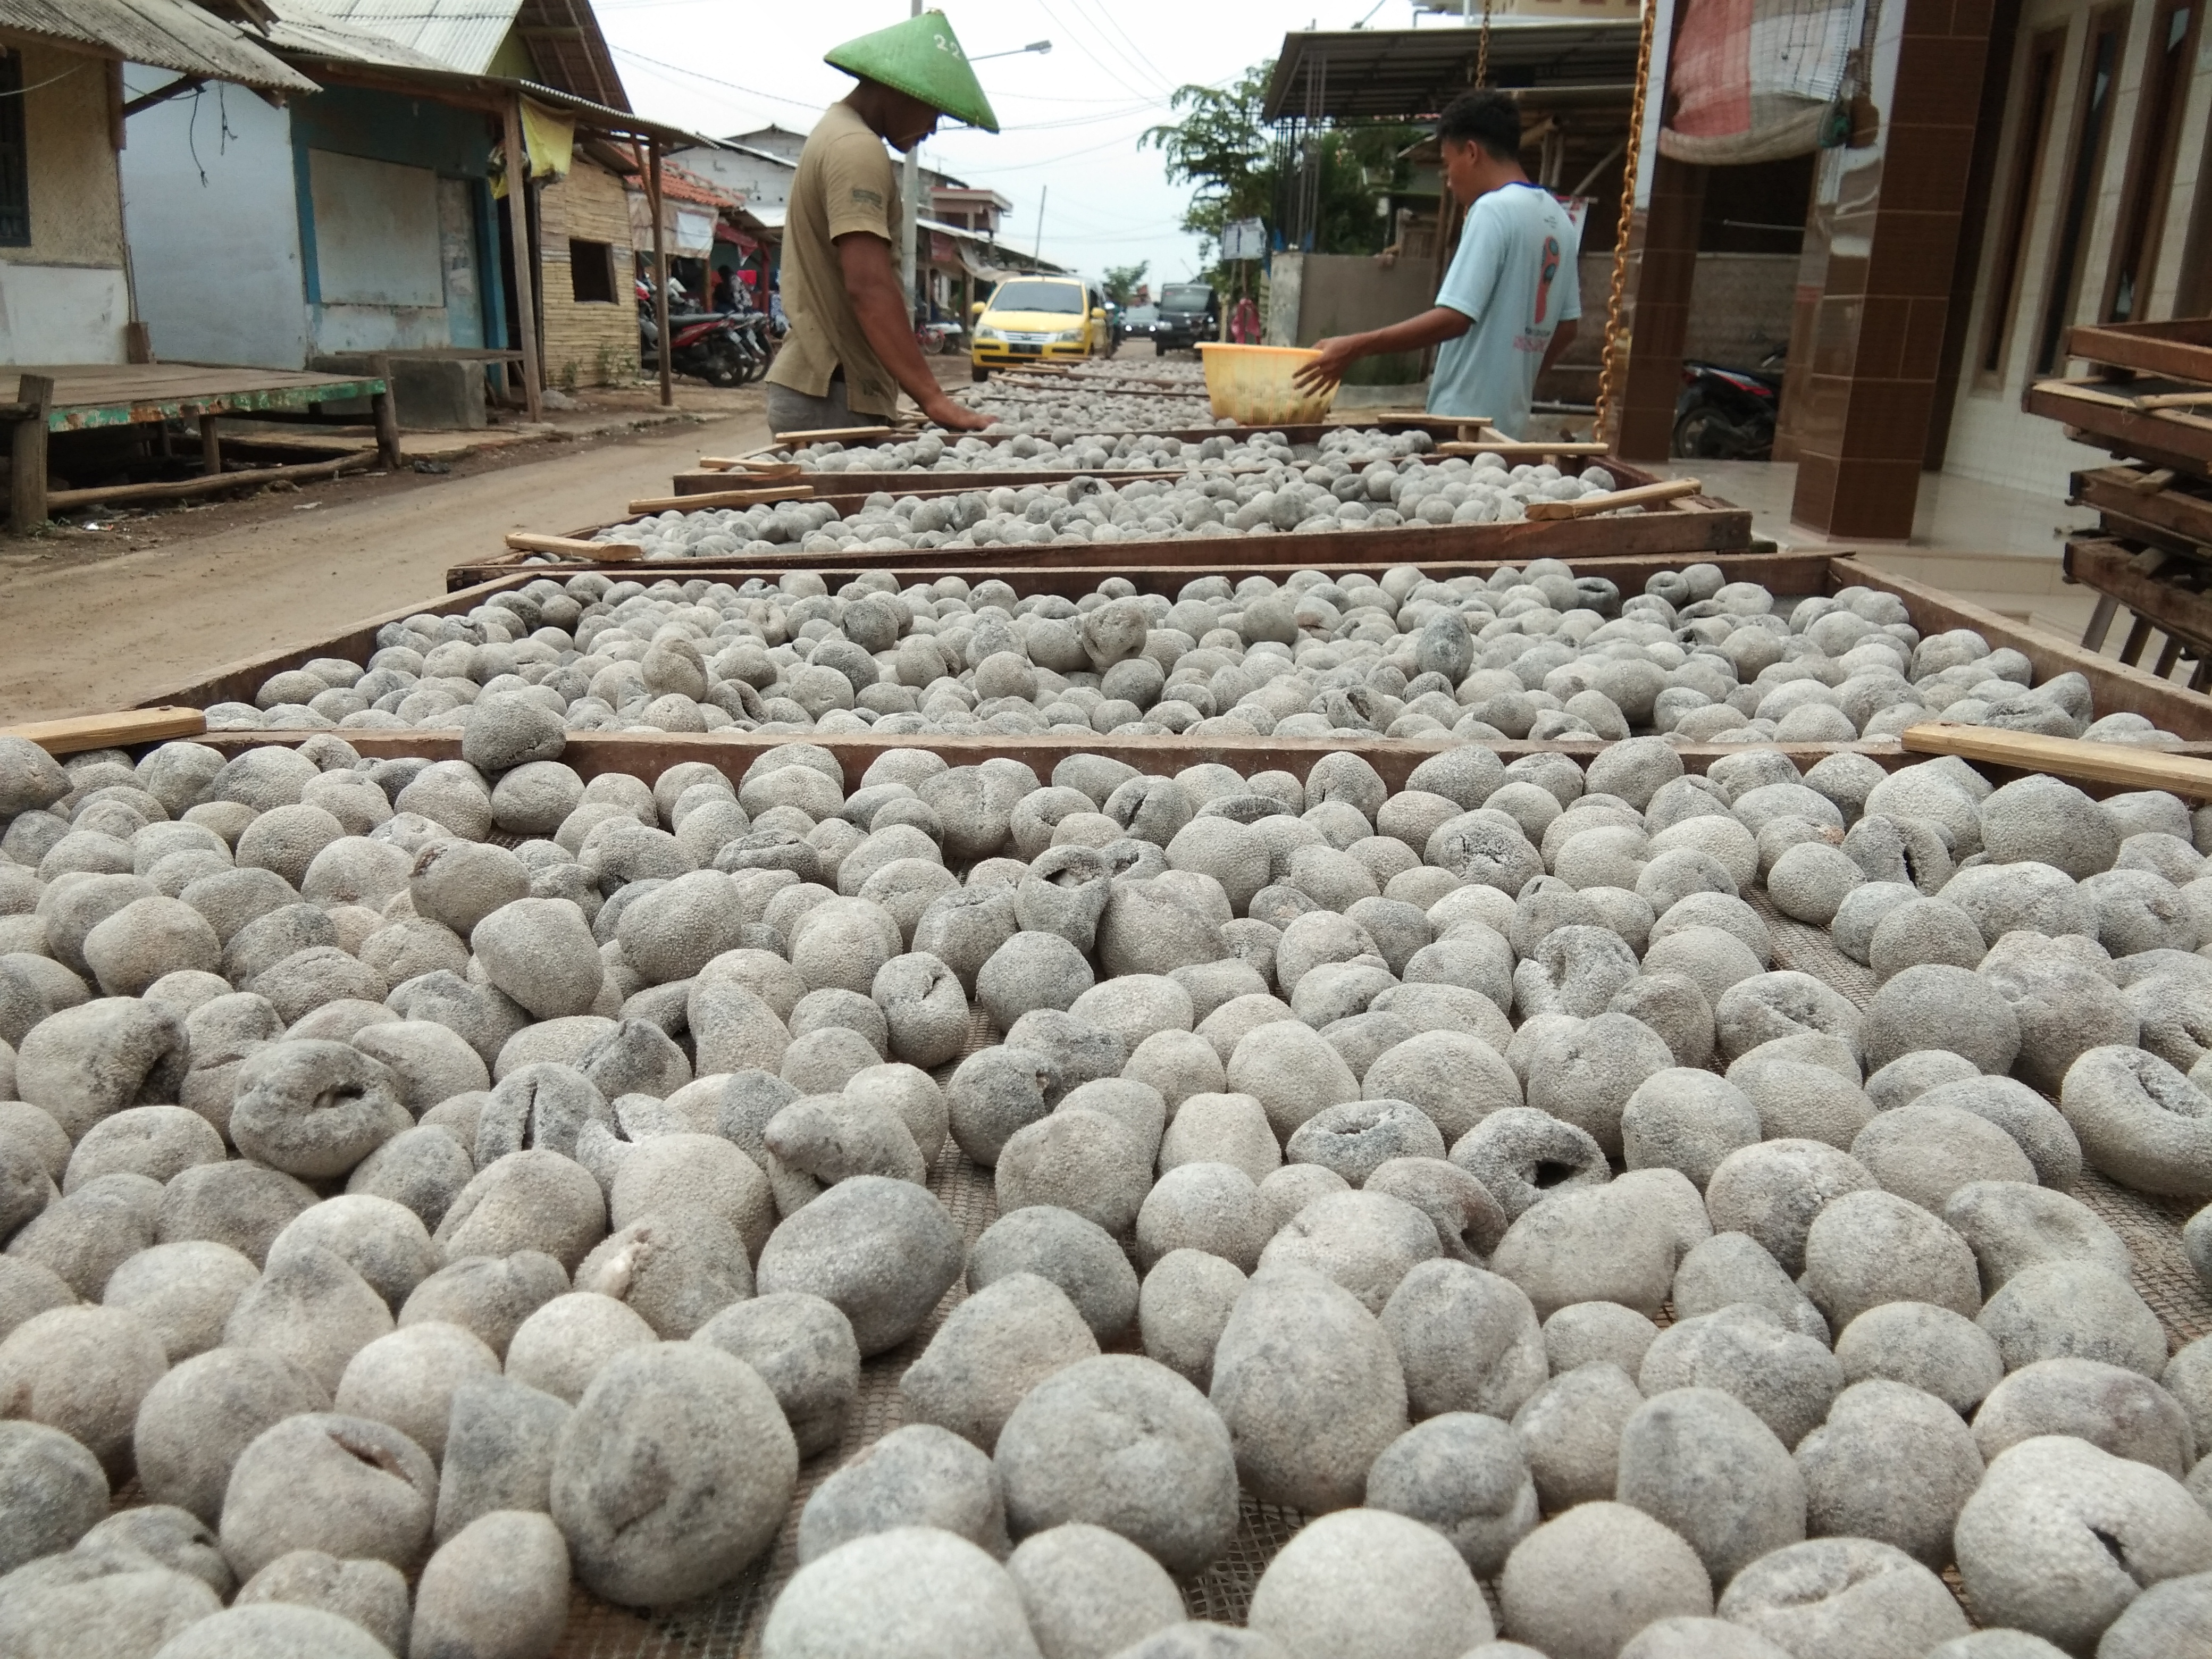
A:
[
  {"xmin": 2179, "ymin": 97, "xmax": 2212, "ymax": 317},
  {"xmin": 2101, "ymin": 0, "xmax": 2202, "ymax": 323},
  {"xmin": 1978, "ymin": 27, "xmax": 2066, "ymax": 385},
  {"xmin": 2033, "ymin": 5, "xmax": 2134, "ymax": 377},
  {"xmin": 568, "ymin": 238, "xmax": 616, "ymax": 305}
]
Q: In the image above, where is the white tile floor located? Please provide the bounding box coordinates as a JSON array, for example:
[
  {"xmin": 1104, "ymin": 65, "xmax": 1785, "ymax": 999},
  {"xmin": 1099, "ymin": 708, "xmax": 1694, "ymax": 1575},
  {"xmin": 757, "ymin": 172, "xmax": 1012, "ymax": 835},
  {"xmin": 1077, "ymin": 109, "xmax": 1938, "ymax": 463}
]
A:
[{"xmin": 1652, "ymin": 459, "xmax": 2107, "ymax": 641}]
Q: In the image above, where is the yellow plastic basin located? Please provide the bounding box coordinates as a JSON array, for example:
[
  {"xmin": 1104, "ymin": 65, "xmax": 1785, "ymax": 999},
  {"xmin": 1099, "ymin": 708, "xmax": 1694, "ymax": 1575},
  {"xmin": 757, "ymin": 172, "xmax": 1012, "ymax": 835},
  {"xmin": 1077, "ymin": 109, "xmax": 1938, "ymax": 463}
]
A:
[{"xmin": 1196, "ymin": 343, "xmax": 1339, "ymax": 427}]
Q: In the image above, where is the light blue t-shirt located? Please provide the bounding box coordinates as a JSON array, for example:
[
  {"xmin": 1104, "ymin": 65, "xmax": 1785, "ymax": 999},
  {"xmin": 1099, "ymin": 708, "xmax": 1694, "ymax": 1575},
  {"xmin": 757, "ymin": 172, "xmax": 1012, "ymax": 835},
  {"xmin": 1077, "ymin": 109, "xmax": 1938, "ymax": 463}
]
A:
[{"xmin": 1428, "ymin": 182, "xmax": 1581, "ymax": 438}]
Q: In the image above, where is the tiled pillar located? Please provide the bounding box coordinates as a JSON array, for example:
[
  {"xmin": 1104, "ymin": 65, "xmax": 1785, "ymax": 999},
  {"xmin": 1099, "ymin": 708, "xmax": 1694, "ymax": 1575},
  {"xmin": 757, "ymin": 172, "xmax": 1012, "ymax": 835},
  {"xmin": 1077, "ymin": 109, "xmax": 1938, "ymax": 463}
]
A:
[
  {"xmin": 1789, "ymin": 0, "xmax": 1996, "ymax": 539},
  {"xmin": 1610, "ymin": 155, "xmax": 1706, "ymax": 462}
]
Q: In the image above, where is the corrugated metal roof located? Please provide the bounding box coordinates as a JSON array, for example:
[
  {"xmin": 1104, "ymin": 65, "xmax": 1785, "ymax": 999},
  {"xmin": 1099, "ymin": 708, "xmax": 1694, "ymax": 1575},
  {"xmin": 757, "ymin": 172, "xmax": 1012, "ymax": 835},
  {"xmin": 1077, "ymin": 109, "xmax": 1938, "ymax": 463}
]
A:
[
  {"xmin": 257, "ymin": 0, "xmax": 454, "ymax": 71},
  {"xmin": 0, "ymin": 0, "xmax": 317, "ymax": 90},
  {"xmin": 291, "ymin": 0, "xmax": 521, "ymax": 74}
]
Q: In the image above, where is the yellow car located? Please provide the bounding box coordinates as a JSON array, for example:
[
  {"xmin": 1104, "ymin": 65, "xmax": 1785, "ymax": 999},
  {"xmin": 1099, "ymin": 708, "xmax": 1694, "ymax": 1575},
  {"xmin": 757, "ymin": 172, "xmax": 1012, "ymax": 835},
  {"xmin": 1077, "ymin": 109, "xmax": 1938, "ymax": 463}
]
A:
[{"xmin": 970, "ymin": 276, "xmax": 1111, "ymax": 381}]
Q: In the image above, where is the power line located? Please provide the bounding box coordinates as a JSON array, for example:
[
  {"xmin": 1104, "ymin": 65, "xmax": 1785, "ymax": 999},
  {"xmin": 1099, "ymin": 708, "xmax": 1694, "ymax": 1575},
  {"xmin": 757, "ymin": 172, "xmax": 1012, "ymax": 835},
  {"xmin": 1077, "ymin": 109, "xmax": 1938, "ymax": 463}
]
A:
[
  {"xmin": 1074, "ymin": 0, "xmax": 1177, "ymax": 94},
  {"xmin": 1060, "ymin": 0, "xmax": 1173, "ymax": 95},
  {"xmin": 610, "ymin": 44, "xmax": 831, "ymax": 111},
  {"xmin": 1030, "ymin": 0, "xmax": 1161, "ymax": 102}
]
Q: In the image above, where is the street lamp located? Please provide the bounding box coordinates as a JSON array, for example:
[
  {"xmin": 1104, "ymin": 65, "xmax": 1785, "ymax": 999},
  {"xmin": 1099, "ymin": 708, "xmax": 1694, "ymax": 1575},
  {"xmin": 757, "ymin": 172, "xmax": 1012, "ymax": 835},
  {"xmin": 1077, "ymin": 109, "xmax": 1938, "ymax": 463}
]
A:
[{"xmin": 901, "ymin": 38, "xmax": 1052, "ymax": 321}]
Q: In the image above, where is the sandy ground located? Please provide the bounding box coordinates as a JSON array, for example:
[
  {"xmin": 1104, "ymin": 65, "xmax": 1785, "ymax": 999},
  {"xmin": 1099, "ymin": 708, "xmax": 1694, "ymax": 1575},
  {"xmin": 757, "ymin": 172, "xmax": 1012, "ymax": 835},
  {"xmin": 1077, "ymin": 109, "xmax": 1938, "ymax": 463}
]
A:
[{"xmin": 0, "ymin": 403, "xmax": 766, "ymax": 722}]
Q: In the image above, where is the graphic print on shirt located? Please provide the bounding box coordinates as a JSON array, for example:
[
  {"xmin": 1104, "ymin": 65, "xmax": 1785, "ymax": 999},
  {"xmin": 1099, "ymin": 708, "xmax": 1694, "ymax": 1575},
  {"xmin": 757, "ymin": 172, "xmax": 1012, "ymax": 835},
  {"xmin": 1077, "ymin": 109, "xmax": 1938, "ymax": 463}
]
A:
[{"xmin": 1534, "ymin": 234, "xmax": 1562, "ymax": 326}]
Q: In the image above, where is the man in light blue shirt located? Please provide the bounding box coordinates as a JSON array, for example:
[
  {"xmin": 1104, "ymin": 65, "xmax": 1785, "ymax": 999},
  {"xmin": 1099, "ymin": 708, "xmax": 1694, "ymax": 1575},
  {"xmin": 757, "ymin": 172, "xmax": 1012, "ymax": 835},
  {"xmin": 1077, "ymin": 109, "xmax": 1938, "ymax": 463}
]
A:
[{"xmin": 1296, "ymin": 91, "xmax": 1580, "ymax": 438}]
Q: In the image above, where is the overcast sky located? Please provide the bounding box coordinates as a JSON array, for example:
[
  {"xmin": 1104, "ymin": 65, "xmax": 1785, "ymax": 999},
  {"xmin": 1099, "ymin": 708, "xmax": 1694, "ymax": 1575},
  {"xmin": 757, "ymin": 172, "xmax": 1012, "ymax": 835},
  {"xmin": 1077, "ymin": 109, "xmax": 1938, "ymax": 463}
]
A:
[{"xmin": 594, "ymin": 0, "xmax": 1478, "ymax": 288}]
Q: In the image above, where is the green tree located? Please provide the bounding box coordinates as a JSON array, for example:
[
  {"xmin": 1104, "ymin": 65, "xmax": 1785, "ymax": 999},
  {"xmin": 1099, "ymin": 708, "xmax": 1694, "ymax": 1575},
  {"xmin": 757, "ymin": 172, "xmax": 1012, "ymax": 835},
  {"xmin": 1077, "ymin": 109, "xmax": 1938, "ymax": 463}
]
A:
[
  {"xmin": 1143, "ymin": 64, "xmax": 1420, "ymax": 283},
  {"xmin": 1102, "ymin": 263, "xmax": 1150, "ymax": 305},
  {"xmin": 1141, "ymin": 64, "xmax": 1276, "ymax": 281}
]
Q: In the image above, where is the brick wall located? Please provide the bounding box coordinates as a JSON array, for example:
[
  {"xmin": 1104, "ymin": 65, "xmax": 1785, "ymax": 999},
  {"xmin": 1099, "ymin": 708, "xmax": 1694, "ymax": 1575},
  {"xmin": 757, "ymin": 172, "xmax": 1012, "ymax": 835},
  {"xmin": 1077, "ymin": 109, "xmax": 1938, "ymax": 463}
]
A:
[{"xmin": 537, "ymin": 161, "xmax": 637, "ymax": 388}]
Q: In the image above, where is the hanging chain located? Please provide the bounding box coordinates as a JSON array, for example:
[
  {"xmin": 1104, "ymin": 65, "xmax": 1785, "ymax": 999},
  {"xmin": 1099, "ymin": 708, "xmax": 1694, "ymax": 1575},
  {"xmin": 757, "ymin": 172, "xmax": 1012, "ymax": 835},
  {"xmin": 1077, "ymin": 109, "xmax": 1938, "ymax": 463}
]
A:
[
  {"xmin": 1477, "ymin": 0, "xmax": 1494, "ymax": 87},
  {"xmin": 1594, "ymin": 0, "xmax": 1660, "ymax": 446}
]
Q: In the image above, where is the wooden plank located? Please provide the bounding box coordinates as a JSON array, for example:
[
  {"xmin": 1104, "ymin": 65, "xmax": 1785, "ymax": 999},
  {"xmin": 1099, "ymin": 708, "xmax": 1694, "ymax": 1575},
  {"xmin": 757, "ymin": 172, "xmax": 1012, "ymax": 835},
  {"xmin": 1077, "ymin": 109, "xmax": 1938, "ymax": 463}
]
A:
[
  {"xmin": 2079, "ymin": 500, "xmax": 2212, "ymax": 565},
  {"xmin": 501, "ymin": 97, "xmax": 544, "ymax": 424},
  {"xmin": 1437, "ymin": 440, "xmax": 1614, "ymax": 459},
  {"xmin": 2026, "ymin": 382, "xmax": 2212, "ymax": 468},
  {"xmin": 451, "ymin": 549, "xmax": 1834, "ymax": 597},
  {"xmin": 1830, "ymin": 555, "xmax": 2212, "ymax": 740},
  {"xmin": 477, "ymin": 495, "xmax": 1760, "ymax": 575},
  {"xmin": 1524, "ymin": 477, "xmax": 1704, "ymax": 521},
  {"xmin": 45, "ymin": 451, "xmax": 376, "ymax": 511},
  {"xmin": 371, "ymin": 354, "xmax": 404, "ymax": 471},
  {"xmin": 137, "ymin": 576, "xmax": 531, "ymax": 711},
  {"xmin": 671, "ymin": 466, "xmax": 1198, "ymax": 499},
  {"xmin": 720, "ymin": 454, "xmax": 1682, "ymax": 505},
  {"xmin": 2060, "ymin": 538, "xmax": 2212, "ymax": 653},
  {"xmin": 0, "ymin": 706, "xmax": 207, "ymax": 753},
  {"xmin": 10, "ymin": 372, "xmax": 52, "ymax": 534},
  {"xmin": 627, "ymin": 485, "xmax": 816, "ymax": 514},
  {"xmin": 505, "ymin": 532, "xmax": 642, "ymax": 562},
  {"xmin": 1902, "ymin": 722, "xmax": 2212, "ymax": 800},
  {"xmin": 773, "ymin": 425, "xmax": 906, "ymax": 445},
  {"xmin": 2064, "ymin": 318, "xmax": 2212, "ymax": 383},
  {"xmin": 2074, "ymin": 466, "xmax": 2212, "ymax": 549}
]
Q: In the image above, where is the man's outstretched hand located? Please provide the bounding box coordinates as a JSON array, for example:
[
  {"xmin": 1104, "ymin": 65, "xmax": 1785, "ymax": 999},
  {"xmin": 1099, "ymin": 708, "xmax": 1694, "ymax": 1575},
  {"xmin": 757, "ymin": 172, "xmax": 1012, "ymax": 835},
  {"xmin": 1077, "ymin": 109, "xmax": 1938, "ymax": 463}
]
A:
[
  {"xmin": 1295, "ymin": 335, "xmax": 1363, "ymax": 393},
  {"xmin": 923, "ymin": 397, "xmax": 995, "ymax": 433}
]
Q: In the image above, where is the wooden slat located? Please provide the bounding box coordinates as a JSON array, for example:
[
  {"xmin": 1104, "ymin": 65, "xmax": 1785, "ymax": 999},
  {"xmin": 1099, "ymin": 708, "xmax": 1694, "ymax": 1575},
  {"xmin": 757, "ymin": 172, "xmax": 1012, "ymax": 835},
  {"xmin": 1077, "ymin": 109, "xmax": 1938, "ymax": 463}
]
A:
[
  {"xmin": 1, "ymin": 707, "xmax": 207, "ymax": 753},
  {"xmin": 505, "ymin": 533, "xmax": 642, "ymax": 562},
  {"xmin": 2063, "ymin": 318, "xmax": 2212, "ymax": 384},
  {"xmin": 46, "ymin": 451, "xmax": 376, "ymax": 511},
  {"xmin": 1831, "ymin": 555, "xmax": 2212, "ymax": 739},
  {"xmin": 2025, "ymin": 382, "xmax": 2212, "ymax": 468},
  {"xmin": 772, "ymin": 425, "xmax": 906, "ymax": 445},
  {"xmin": 449, "ymin": 549, "xmax": 1836, "ymax": 596},
  {"xmin": 1438, "ymin": 439, "xmax": 1614, "ymax": 459},
  {"xmin": 627, "ymin": 485, "xmax": 815, "ymax": 514},
  {"xmin": 2060, "ymin": 538, "xmax": 2212, "ymax": 653},
  {"xmin": 2074, "ymin": 466, "xmax": 2212, "ymax": 549},
  {"xmin": 1524, "ymin": 477, "xmax": 1704, "ymax": 520},
  {"xmin": 1902, "ymin": 723, "xmax": 2212, "ymax": 800},
  {"xmin": 708, "ymin": 453, "xmax": 1680, "ymax": 506},
  {"xmin": 671, "ymin": 466, "xmax": 1200, "ymax": 499}
]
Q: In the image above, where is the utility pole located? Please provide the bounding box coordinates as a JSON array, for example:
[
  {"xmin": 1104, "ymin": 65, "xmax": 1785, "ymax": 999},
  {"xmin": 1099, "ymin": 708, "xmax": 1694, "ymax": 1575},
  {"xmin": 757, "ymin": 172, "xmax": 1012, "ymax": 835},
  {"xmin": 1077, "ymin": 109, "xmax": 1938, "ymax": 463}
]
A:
[
  {"xmin": 898, "ymin": 0, "xmax": 922, "ymax": 324},
  {"xmin": 1034, "ymin": 185, "xmax": 1047, "ymax": 269}
]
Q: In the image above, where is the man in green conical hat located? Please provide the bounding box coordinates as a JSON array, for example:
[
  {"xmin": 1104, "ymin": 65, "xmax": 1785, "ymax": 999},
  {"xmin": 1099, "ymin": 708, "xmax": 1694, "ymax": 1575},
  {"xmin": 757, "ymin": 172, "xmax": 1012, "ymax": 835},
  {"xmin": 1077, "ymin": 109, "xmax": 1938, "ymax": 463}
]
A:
[{"xmin": 764, "ymin": 11, "xmax": 1000, "ymax": 437}]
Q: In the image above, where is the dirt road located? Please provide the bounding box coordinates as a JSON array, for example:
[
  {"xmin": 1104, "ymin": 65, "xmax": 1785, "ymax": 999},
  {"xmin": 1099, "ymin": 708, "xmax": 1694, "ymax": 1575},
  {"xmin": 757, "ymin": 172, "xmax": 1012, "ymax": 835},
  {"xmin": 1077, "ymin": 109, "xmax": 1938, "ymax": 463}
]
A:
[{"xmin": 0, "ymin": 406, "xmax": 766, "ymax": 722}]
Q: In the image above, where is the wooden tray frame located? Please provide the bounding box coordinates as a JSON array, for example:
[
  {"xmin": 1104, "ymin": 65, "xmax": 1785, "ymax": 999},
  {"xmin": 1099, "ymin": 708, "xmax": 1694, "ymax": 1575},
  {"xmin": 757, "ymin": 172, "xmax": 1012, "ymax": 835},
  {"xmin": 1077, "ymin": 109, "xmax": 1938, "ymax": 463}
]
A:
[
  {"xmin": 454, "ymin": 496, "xmax": 1756, "ymax": 586},
  {"xmin": 135, "ymin": 556, "xmax": 2212, "ymax": 745}
]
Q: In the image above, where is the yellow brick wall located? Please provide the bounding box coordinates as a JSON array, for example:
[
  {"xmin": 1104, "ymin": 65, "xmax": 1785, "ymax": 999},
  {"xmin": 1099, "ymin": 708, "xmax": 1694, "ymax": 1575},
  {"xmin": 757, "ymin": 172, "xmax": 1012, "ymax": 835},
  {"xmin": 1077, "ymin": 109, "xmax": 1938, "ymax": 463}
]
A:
[{"xmin": 537, "ymin": 160, "xmax": 636, "ymax": 387}]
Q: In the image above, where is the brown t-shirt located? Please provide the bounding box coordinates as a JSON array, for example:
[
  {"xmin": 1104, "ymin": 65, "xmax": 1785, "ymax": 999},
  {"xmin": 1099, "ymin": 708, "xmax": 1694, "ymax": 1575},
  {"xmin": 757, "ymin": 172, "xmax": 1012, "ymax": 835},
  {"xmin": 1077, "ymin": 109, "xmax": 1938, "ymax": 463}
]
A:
[{"xmin": 764, "ymin": 101, "xmax": 901, "ymax": 418}]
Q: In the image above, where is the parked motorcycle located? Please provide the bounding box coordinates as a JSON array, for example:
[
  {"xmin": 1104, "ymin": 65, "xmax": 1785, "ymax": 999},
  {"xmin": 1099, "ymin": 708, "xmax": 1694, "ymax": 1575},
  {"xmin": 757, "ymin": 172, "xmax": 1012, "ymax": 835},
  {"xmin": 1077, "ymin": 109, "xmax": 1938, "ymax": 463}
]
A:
[
  {"xmin": 636, "ymin": 276, "xmax": 757, "ymax": 387},
  {"xmin": 915, "ymin": 318, "xmax": 962, "ymax": 356},
  {"xmin": 1672, "ymin": 350, "xmax": 1786, "ymax": 460}
]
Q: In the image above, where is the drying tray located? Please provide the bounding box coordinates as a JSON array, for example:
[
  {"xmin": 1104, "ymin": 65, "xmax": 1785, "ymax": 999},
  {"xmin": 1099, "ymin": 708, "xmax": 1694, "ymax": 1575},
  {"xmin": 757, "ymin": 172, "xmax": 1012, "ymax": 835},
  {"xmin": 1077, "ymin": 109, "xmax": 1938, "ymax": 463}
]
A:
[{"xmin": 544, "ymin": 894, "xmax": 2212, "ymax": 1657}]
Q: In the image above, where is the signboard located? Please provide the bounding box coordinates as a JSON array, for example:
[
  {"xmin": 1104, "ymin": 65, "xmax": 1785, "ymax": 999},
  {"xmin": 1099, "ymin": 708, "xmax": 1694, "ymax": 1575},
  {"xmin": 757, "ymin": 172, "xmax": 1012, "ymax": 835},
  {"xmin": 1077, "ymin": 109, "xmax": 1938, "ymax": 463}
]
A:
[{"xmin": 1221, "ymin": 218, "xmax": 1267, "ymax": 261}]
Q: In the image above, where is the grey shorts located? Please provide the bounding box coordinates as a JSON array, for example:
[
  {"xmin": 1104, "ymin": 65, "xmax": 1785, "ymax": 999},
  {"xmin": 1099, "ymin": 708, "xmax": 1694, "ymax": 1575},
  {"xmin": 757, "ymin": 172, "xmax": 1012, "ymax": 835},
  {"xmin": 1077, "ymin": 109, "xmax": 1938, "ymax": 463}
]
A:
[{"xmin": 764, "ymin": 378, "xmax": 855, "ymax": 437}]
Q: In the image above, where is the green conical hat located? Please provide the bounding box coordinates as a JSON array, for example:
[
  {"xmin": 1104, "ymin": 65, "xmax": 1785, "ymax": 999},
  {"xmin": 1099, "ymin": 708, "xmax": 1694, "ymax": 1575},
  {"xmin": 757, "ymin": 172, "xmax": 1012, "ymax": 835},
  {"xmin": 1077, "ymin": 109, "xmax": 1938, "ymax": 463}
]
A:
[{"xmin": 826, "ymin": 11, "xmax": 1000, "ymax": 132}]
